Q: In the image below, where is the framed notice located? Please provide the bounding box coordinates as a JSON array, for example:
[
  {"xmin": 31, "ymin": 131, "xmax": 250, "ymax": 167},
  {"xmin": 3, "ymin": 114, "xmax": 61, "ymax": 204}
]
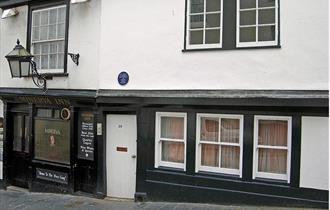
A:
[{"xmin": 78, "ymin": 111, "xmax": 95, "ymax": 160}]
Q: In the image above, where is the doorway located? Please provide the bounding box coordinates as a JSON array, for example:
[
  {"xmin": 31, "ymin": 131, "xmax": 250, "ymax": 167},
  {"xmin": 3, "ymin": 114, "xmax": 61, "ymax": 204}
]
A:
[
  {"xmin": 8, "ymin": 113, "xmax": 30, "ymax": 188},
  {"xmin": 106, "ymin": 114, "xmax": 137, "ymax": 199}
]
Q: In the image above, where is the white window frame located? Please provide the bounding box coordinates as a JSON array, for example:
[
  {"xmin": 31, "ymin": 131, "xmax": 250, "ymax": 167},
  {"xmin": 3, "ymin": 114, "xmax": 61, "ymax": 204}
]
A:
[
  {"xmin": 253, "ymin": 115, "xmax": 292, "ymax": 183},
  {"xmin": 186, "ymin": 0, "xmax": 223, "ymax": 49},
  {"xmin": 195, "ymin": 113, "xmax": 243, "ymax": 177},
  {"xmin": 236, "ymin": 0, "xmax": 278, "ymax": 48},
  {"xmin": 31, "ymin": 5, "xmax": 67, "ymax": 74},
  {"xmin": 155, "ymin": 112, "xmax": 187, "ymax": 170}
]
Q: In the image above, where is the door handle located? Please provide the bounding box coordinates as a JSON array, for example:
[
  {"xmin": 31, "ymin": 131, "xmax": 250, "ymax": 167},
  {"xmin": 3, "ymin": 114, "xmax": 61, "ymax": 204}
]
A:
[{"xmin": 131, "ymin": 155, "xmax": 136, "ymax": 158}]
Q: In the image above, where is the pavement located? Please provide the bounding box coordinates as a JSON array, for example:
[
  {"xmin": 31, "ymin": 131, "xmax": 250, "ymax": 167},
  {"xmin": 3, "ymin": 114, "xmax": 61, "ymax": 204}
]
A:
[{"xmin": 0, "ymin": 189, "xmax": 325, "ymax": 210}]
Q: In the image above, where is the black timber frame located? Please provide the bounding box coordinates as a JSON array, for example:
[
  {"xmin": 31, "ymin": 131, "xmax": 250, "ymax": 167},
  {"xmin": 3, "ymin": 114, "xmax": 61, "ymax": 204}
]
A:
[{"xmin": 0, "ymin": 88, "xmax": 328, "ymax": 208}]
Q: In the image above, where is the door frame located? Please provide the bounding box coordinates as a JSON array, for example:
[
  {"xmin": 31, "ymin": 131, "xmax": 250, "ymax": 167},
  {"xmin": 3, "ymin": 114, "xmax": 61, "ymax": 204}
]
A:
[{"xmin": 103, "ymin": 110, "xmax": 138, "ymax": 199}]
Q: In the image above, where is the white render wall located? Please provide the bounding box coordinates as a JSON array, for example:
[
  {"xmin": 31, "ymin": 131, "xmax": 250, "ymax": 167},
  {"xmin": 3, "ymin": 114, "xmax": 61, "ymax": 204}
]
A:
[
  {"xmin": 0, "ymin": 0, "xmax": 328, "ymax": 90},
  {"xmin": 0, "ymin": 0, "xmax": 101, "ymax": 89},
  {"xmin": 300, "ymin": 117, "xmax": 329, "ymax": 190},
  {"xmin": 98, "ymin": 0, "xmax": 328, "ymax": 90}
]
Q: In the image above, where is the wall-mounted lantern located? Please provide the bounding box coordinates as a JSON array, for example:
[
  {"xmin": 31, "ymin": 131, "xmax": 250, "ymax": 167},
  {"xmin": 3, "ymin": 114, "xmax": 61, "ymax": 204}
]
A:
[
  {"xmin": 5, "ymin": 39, "xmax": 47, "ymax": 92},
  {"xmin": 1, "ymin": 8, "xmax": 18, "ymax": 19},
  {"xmin": 71, "ymin": 0, "xmax": 90, "ymax": 4}
]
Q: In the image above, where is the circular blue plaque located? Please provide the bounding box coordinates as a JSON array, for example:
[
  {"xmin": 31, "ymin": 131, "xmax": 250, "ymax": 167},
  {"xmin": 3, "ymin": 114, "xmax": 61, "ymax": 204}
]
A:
[{"xmin": 118, "ymin": 71, "xmax": 129, "ymax": 85}]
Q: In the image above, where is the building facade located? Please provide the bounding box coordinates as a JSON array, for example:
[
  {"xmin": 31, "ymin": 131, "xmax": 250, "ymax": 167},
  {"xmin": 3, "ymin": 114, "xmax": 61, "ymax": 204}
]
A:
[{"xmin": 0, "ymin": 0, "xmax": 328, "ymax": 208}]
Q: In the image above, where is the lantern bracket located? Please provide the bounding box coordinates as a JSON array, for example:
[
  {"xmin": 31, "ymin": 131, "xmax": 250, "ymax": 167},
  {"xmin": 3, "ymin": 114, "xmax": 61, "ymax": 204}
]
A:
[
  {"xmin": 30, "ymin": 60, "xmax": 47, "ymax": 93},
  {"xmin": 68, "ymin": 53, "xmax": 80, "ymax": 66}
]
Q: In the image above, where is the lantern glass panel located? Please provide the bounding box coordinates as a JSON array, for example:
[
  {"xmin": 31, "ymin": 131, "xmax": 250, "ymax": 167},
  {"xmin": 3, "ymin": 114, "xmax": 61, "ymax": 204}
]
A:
[
  {"xmin": 21, "ymin": 61, "xmax": 31, "ymax": 76},
  {"xmin": 9, "ymin": 60, "xmax": 20, "ymax": 77}
]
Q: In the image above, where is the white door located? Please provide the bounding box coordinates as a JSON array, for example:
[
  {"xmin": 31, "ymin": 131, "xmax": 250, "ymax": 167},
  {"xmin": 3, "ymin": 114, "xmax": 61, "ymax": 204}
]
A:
[{"xmin": 106, "ymin": 114, "xmax": 137, "ymax": 199}]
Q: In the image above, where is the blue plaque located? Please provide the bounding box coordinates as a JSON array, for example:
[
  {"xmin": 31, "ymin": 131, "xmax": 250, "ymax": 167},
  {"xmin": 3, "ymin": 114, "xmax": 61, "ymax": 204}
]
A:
[{"xmin": 118, "ymin": 71, "xmax": 129, "ymax": 85}]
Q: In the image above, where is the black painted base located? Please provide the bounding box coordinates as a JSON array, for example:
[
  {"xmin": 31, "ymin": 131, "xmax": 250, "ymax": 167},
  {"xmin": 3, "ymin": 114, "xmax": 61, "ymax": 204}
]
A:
[{"xmin": 145, "ymin": 181, "xmax": 328, "ymax": 209}]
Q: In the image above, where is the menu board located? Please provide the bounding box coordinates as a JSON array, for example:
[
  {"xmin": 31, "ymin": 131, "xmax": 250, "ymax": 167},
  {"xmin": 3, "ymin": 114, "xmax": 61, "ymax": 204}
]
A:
[{"xmin": 78, "ymin": 112, "xmax": 94, "ymax": 160}]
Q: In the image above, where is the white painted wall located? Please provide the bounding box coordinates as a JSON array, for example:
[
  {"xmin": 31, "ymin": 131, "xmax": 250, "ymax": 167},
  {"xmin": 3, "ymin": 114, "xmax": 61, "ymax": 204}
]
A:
[
  {"xmin": 98, "ymin": 0, "xmax": 328, "ymax": 90},
  {"xmin": 0, "ymin": 0, "xmax": 328, "ymax": 90},
  {"xmin": 300, "ymin": 117, "xmax": 329, "ymax": 190},
  {"xmin": 0, "ymin": 0, "xmax": 101, "ymax": 89}
]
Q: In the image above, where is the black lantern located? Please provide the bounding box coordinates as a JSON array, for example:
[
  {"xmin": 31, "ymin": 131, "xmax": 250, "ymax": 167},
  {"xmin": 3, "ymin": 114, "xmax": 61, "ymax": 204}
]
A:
[
  {"xmin": 5, "ymin": 39, "xmax": 47, "ymax": 92},
  {"xmin": 5, "ymin": 39, "xmax": 33, "ymax": 78}
]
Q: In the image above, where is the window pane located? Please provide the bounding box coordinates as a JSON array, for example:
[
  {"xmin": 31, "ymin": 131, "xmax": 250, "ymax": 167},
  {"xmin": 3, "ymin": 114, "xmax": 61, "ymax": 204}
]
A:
[
  {"xmin": 41, "ymin": 43, "xmax": 49, "ymax": 54},
  {"xmin": 205, "ymin": 29, "xmax": 220, "ymax": 44},
  {"xmin": 24, "ymin": 116, "xmax": 29, "ymax": 153},
  {"xmin": 258, "ymin": 0, "xmax": 275, "ymax": 8},
  {"xmin": 32, "ymin": 27, "xmax": 40, "ymax": 42},
  {"xmin": 58, "ymin": 7, "xmax": 66, "ymax": 23},
  {"xmin": 50, "ymin": 42, "xmax": 58, "ymax": 53},
  {"xmin": 13, "ymin": 115, "xmax": 23, "ymax": 152},
  {"xmin": 58, "ymin": 53, "xmax": 64, "ymax": 69},
  {"xmin": 206, "ymin": 13, "xmax": 220, "ymax": 28},
  {"xmin": 41, "ymin": 55, "xmax": 48, "ymax": 69},
  {"xmin": 240, "ymin": 27, "xmax": 256, "ymax": 42},
  {"xmin": 40, "ymin": 26, "xmax": 48, "ymax": 41},
  {"xmin": 161, "ymin": 141, "xmax": 184, "ymax": 163},
  {"xmin": 49, "ymin": 9, "xmax": 57, "ymax": 24},
  {"xmin": 258, "ymin": 120, "xmax": 287, "ymax": 146},
  {"xmin": 258, "ymin": 9, "xmax": 275, "ymax": 24},
  {"xmin": 34, "ymin": 119, "xmax": 70, "ymax": 164},
  {"xmin": 190, "ymin": 30, "xmax": 203, "ymax": 44},
  {"xmin": 220, "ymin": 119, "xmax": 240, "ymax": 143},
  {"xmin": 57, "ymin": 23, "xmax": 65, "ymax": 39},
  {"xmin": 40, "ymin": 10, "xmax": 49, "ymax": 25},
  {"xmin": 161, "ymin": 117, "xmax": 184, "ymax": 139},
  {"xmin": 49, "ymin": 54, "xmax": 57, "ymax": 69},
  {"xmin": 200, "ymin": 117, "xmax": 219, "ymax": 141},
  {"xmin": 49, "ymin": 25, "xmax": 57, "ymax": 40},
  {"xmin": 201, "ymin": 144, "xmax": 219, "ymax": 167},
  {"xmin": 240, "ymin": 0, "xmax": 256, "ymax": 9},
  {"xmin": 58, "ymin": 41, "xmax": 65, "ymax": 53},
  {"xmin": 258, "ymin": 25, "xmax": 275, "ymax": 41},
  {"xmin": 240, "ymin": 10, "xmax": 256, "ymax": 26},
  {"xmin": 221, "ymin": 145, "xmax": 240, "ymax": 169},
  {"xmin": 32, "ymin": 12, "xmax": 40, "ymax": 27},
  {"xmin": 206, "ymin": 0, "xmax": 221, "ymax": 12},
  {"xmin": 190, "ymin": 0, "xmax": 204, "ymax": 13},
  {"xmin": 33, "ymin": 43, "xmax": 41, "ymax": 54},
  {"xmin": 258, "ymin": 148, "xmax": 287, "ymax": 174},
  {"xmin": 190, "ymin": 15, "xmax": 204, "ymax": 29},
  {"xmin": 34, "ymin": 56, "xmax": 41, "ymax": 69}
]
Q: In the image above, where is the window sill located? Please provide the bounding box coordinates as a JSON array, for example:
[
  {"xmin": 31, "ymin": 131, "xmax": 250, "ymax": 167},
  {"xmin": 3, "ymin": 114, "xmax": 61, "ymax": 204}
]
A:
[
  {"xmin": 195, "ymin": 170, "xmax": 241, "ymax": 181},
  {"xmin": 22, "ymin": 73, "xmax": 68, "ymax": 80},
  {"xmin": 253, "ymin": 177, "xmax": 290, "ymax": 186},
  {"xmin": 32, "ymin": 159, "xmax": 71, "ymax": 169},
  {"xmin": 182, "ymin": 45, "xmax": 281, "ymax": 52}
]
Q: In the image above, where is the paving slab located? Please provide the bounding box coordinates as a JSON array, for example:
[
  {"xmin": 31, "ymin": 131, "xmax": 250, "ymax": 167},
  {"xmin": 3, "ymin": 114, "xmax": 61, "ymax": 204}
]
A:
[{"xmin": 0, "ymin": 189, "xmax": 325, "ymax": 210}]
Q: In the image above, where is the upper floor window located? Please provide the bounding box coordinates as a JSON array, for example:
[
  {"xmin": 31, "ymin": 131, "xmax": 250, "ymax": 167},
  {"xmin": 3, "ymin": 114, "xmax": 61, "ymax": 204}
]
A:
[
  {"xmin": 31, "ymin": 4, "xmax": 67, "ymax": 74},
  {"xmin": 253, "ymin": 116, "xmax": 291, "ymax": 182},
  {"xmin": 186, "ymin": 0, "xmax": 223, "ymax": 49},
  {"xmin": 196, "ymin": 114, "xmax": 243, "ymax": 176},
  {"xmin": 237, "ymin": 0, "xmax": 278, "ymax": 47},
  {"xmin": 155, "ymin": 112, "xmax": 187, "ymax": 170}
]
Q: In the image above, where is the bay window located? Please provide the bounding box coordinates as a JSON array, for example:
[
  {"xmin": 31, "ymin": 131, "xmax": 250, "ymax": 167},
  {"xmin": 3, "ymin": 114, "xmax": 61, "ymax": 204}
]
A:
[
  {"xmin": 196, "ymin": 114, "xmax": 243, "ymax": 176},
  {"xmin": 237, "ymin": 0, "xmax": 278, "ymax": 47},
  {"xmin": 253, "ymin": 116, "xmax": 291, "ymax": 182},
  {"xmin": 155, "ymin": 112, "xmax": 187, "ymax": 170}
]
